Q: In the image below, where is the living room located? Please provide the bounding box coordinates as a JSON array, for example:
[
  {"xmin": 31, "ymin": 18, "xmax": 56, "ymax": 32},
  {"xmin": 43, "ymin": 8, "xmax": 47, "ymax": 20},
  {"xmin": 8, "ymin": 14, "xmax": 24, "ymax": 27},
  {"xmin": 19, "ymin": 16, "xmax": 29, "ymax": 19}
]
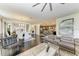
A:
[{"xmin": 0, "ymin": 3, "xmax": 79, "ymax": 56}]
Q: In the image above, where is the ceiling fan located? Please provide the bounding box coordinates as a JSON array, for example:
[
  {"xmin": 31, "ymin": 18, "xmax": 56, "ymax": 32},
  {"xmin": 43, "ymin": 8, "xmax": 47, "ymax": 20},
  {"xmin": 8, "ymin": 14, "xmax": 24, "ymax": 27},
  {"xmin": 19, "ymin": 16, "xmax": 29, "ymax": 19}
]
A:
[{"xmin": 32, "ymin": 3, "xmax": 65, "ymax": 12}]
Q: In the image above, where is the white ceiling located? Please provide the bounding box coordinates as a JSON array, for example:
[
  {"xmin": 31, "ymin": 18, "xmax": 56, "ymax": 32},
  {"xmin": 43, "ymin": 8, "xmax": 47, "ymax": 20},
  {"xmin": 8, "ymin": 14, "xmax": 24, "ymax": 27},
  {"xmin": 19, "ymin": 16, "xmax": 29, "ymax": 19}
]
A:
[{"xmin": 0, "ymin": 3, "xmax": 79, "ymax": 23}]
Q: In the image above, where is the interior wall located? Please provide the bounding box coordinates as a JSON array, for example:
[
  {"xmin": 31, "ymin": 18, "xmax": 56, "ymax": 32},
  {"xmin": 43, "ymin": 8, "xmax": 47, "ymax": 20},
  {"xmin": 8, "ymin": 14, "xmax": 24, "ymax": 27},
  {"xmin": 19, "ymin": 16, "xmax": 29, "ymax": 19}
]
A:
[
  {"xmin": 0, "ymin": 17, "xmax": 32, "ymax": 38},
  {"xmin": 31, "ymin": 24, "xmax": 40, "ymax": 35},
  {"xmin": 35, "ymin": 24, "xmax": 40, "ymax": 35},
  {"xmin": 0, "ymin": 19, "xmax": 1, "ymax": 34},
  {"xmin": 0, "ymin": 16, "xmax": 2, "ymax": 37},
  {"xmin": 40, "ymin": 18, "xmax": 56, "ymax": 26},
  {"xmin": 0, "ymin": 16, "xmax": 41, "ymax": 39},
  {"xmin": 56, "ymin": 12, "xmax": 79, "ymax": 38}
]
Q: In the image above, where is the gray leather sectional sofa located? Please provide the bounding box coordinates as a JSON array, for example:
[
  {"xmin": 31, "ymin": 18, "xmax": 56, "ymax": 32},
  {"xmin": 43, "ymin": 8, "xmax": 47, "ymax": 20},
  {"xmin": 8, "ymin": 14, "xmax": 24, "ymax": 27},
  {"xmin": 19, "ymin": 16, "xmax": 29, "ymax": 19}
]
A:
[{"xmin": 41, "ymin": 35, "xmax": 79, "ymax": 55}]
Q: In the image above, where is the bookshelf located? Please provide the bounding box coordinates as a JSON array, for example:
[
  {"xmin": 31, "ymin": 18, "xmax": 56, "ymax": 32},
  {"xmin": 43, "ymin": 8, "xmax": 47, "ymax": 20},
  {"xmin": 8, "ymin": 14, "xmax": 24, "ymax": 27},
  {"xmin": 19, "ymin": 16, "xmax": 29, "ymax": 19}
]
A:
[{"xmin": 40, "ymin": 25, "xmax": 56, "ymax": 37}]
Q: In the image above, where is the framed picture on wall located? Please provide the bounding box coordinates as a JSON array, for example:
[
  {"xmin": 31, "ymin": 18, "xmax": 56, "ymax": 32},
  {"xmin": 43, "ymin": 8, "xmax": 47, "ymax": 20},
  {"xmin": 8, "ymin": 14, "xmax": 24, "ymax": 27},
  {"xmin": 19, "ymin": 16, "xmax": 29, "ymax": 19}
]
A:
[{"xmin": 59, "ymin": 18, "xmax": 74, "ymax": 37}]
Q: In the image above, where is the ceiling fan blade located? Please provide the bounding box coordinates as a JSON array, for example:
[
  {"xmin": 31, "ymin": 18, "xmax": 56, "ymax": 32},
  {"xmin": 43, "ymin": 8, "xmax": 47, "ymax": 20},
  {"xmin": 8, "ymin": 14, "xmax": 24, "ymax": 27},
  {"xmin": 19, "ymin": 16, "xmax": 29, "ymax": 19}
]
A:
[
  {"xmin": 41, "ymin": 3, "xmax": 47, "ymax": 12},
  {"xmin": 49, "ymin": 3, "xmax": 52, "ymax": 11},
  {"xmin": 60, "ymin": 3, "xmax": 65, "ymax": 4},
  {"xmin": 32, "ymin": 3, "xmax": 40, "ymax": 7}
]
